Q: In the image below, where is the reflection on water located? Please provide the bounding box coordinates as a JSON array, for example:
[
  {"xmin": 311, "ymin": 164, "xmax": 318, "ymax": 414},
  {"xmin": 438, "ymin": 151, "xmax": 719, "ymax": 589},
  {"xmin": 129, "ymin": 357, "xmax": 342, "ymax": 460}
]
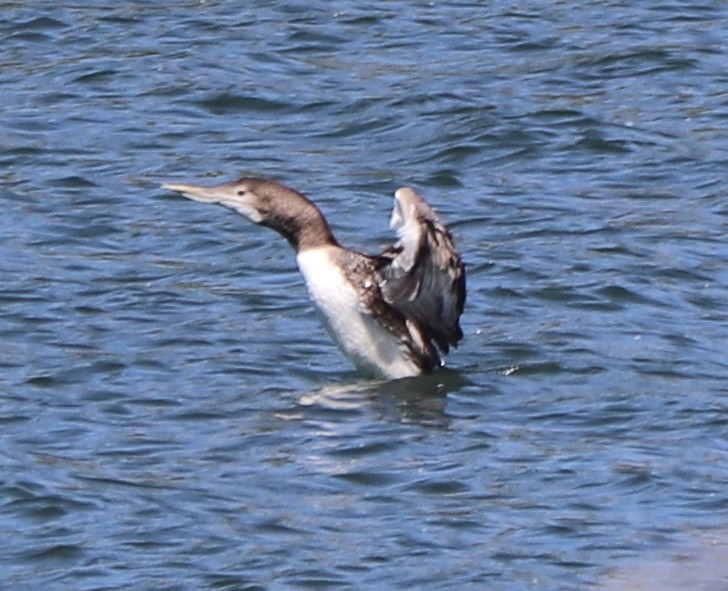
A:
[
  {"xmin": 297, "ymin": 369, "xmax": 471, "ymax": 426},
  {"xmin": 598, "ymin": 529, "xmax": 728, "ymax": 591},
  {"xmin": 2, "ymin": 1, "xmax": 728, "ymax": 589}
]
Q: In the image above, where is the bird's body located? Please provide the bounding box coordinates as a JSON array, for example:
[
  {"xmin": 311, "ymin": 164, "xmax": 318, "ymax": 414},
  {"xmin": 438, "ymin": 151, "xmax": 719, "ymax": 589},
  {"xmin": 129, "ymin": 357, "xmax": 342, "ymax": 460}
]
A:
[
  {"xmin": 162, "ymin": 177, "xmax": 465, "ymax": 380},
  {"xmin": 297, "ymin": 246, "xmax": 427, "ymax": 379}
]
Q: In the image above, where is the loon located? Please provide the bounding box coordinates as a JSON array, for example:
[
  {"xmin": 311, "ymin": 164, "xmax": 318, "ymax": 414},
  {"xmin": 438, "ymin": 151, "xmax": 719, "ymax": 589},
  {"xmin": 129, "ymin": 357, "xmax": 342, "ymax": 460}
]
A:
[{"xmin": 162, "ymin": 177, "xmax": 465, "ymax": 380}]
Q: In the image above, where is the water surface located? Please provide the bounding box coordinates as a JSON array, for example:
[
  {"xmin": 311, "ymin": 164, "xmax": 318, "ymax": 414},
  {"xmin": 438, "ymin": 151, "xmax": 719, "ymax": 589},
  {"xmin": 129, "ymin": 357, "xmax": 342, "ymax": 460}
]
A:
[{"xmin": 2, "ymin": 2, "xmax": 728, "ymax": 589}]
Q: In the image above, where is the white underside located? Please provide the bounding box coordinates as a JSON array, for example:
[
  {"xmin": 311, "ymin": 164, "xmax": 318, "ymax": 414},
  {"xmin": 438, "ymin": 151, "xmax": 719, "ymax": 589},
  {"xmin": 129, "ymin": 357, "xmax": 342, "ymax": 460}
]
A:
[{"xmin": 296, "ymin": 247, "xmax": 421, "ymax": 380}]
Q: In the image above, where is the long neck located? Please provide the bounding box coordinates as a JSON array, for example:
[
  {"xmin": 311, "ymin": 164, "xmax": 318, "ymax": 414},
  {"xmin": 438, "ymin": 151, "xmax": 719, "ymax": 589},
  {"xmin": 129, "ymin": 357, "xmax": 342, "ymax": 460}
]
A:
[{"xmin": 266, "ymin": 196, "xmax": 339, "ymax": 252}]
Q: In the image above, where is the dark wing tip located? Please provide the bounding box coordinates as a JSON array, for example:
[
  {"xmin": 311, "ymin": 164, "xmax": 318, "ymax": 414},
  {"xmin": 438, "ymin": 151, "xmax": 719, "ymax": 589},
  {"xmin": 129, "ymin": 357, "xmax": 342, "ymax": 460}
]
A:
[{"xmin": 381, "ymin": 188, "xmax": 466, "ymax": 357}]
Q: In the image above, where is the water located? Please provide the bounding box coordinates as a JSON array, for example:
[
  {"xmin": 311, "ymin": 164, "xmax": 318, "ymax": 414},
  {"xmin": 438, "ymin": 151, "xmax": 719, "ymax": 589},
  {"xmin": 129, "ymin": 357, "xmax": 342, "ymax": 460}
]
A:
[{"xmin": 2, "ymin": 2, "xmax": 728, "ymax": 589}]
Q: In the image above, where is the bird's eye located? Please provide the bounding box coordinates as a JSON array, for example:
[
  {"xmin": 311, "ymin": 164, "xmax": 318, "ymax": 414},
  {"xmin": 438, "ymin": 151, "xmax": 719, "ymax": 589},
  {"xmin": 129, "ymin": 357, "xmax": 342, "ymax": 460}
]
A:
[{"xmin": 237, "ymin": 190, "xmax": 247, "ymax": 196}]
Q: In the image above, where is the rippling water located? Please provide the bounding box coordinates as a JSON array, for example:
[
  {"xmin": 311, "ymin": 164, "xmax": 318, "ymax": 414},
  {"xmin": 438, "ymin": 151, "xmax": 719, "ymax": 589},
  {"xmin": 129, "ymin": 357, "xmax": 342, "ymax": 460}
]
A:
[{"xmin": 2, "ymin": 2, "xmax": 728, "ymax": 589}]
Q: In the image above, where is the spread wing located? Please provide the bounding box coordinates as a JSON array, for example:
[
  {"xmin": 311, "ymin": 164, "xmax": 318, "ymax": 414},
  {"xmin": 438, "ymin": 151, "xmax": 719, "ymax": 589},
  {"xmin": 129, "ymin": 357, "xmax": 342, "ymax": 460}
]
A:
[{"xmin": 378, "ymin": 188, "xmax": 465, "ymax": 354}]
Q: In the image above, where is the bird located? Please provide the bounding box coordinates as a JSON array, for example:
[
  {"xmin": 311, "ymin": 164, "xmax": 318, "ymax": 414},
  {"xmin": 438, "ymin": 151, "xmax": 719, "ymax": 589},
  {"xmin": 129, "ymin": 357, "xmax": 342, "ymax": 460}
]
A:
[{"xmin": 162, "ymin": 177, "xmax": 465, "ymax": 380}]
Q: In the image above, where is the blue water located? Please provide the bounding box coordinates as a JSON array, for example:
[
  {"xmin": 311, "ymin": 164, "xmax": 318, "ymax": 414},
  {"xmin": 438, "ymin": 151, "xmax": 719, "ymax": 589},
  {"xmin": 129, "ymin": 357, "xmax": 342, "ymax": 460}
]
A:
[{"xmin": 2, "ymin": 2, "xmax": 728, "ymax": 590}]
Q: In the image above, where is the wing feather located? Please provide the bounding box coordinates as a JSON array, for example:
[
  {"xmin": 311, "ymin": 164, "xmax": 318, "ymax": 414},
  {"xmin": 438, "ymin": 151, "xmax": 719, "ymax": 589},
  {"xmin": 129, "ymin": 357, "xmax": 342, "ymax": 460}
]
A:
[
  {"xmin": 336, "ymin": 250, "xmax": 440, "ymax": 374},
  {"xmin": 379, "ymin": 188, "xmax": 465, "ymax": 354}
]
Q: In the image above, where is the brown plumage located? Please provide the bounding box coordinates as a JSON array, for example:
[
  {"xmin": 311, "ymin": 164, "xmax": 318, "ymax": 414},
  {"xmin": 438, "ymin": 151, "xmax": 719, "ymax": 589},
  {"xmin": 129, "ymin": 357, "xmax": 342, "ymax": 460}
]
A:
[{"xmin": 162, "ymin": 177, "xmax": 465, "ymax": 379}]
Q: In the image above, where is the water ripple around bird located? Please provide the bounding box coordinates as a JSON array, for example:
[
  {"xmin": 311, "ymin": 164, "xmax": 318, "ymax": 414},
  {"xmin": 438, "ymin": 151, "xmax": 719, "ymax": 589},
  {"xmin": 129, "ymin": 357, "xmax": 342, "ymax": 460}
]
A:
[{"xmin": 2, "ymin": 2, "xmax": 728, "ymax": 590}]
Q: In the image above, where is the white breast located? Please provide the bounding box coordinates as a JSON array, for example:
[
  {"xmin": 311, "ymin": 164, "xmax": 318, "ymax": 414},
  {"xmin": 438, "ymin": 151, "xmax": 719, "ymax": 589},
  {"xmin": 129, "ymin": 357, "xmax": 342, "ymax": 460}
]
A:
[{"xmin": 296, "ymin": 247, "xmax": 421, "ymax": 379}]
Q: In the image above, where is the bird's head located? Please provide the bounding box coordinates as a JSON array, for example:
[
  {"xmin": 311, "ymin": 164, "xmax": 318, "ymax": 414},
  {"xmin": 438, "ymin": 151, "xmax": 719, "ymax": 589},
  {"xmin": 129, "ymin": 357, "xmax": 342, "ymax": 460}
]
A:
[
  {"xmin": 162, "ymin": 177, "xmax": 286, "ymax": 224},
  {"xmin": 162, "ymin": 177, "xmax": 336, "ymax": 250}
]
